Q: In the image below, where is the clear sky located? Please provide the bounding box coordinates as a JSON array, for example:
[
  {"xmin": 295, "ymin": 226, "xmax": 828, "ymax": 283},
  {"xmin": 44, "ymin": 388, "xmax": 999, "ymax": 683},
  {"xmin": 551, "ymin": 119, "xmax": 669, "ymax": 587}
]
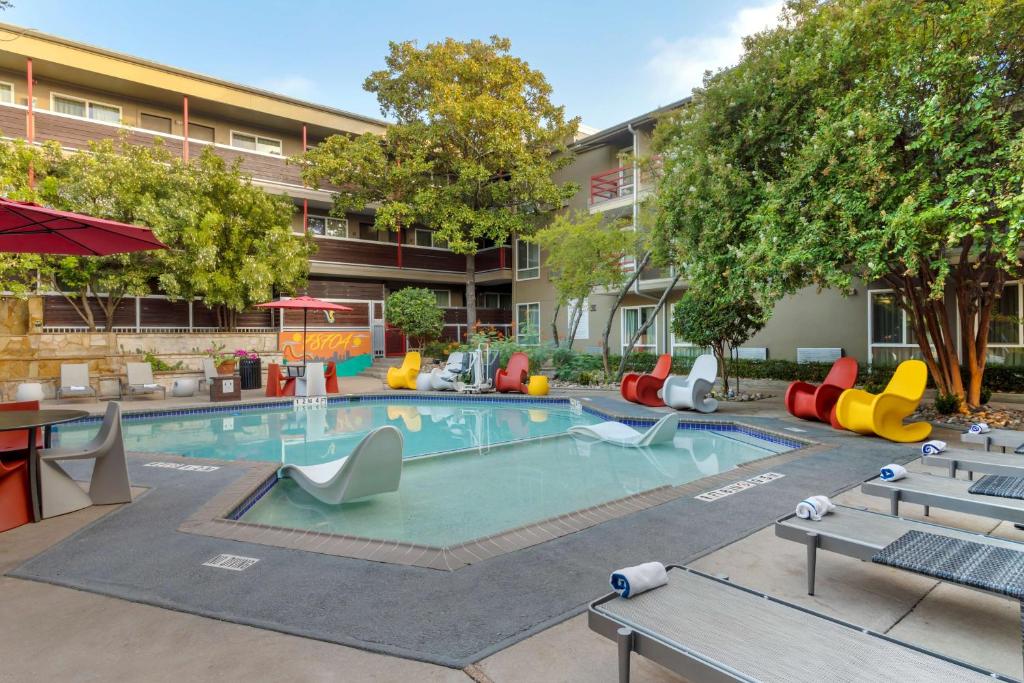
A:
[{"xmin": 2, "ymin": 0, "xmax": 784, "ymax": 130}]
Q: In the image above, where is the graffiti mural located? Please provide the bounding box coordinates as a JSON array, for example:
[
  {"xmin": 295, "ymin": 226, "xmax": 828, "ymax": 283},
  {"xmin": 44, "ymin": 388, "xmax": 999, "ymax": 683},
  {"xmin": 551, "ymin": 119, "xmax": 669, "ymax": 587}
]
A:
[{"xmin": 278, "ymin": 331, "xmax": 373, "ymax": 376}]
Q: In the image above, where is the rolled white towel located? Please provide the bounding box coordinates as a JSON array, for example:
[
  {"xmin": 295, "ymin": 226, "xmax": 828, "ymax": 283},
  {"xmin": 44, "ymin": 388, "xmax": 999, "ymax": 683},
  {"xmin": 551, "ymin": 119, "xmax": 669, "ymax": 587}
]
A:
[
  {"xmin": 795, "ymin": 495, "xmax": 835, "ymax": 522},
  {"xmin": 69, "ymin": 385, "xmax": 87, "ymax": 391},
  {"xmin": 969, "ymin": 423, "xmax": 991, "ymax": 435},
  {"xmin": 880, "ymin": 464, "xmax": 907, "ymax": 481},
  {"xmin": 921, "ymin": 440, "xmax": 947, "ymax": 455},
  {"xmin": 610, "ymin": 561, "xmax": 668, "ymax": 598}
]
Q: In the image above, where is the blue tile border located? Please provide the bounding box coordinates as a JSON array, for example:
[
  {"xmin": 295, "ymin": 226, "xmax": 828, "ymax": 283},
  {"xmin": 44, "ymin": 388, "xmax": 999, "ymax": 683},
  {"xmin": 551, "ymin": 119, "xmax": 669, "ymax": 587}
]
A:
[{"xmin": 227, "ymin": 474, "xmax": 279, "ymax": 520}]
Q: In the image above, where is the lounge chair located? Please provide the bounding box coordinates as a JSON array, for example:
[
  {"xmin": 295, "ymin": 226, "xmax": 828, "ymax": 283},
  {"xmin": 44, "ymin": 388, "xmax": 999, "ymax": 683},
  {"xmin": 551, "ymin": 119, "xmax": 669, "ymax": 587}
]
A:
[
  {"xmin": 658, "ymin": 354, "xmax": 718, "ymax": 413},
  {"xmin": 922, "ymin": 446, "xmax": 1024, "ymax": 479},
  {"xmin": 296, "ymin": 362, "xmax": 326, "ymax": 397},
  {"xmin": 0, "ymin": 400, "xmax": 43, "ymax": 454},
  {"xmin": 961, "ymin": 427, "xmax": 1024, "ymax": 453},
  {"xmin": 198, "ymin": 358, "xmax": 219, "ymax": 391},
  {"xmin": 123, "ymin": 362, "xmax": 166, "ymax": 400},
  {"xmin": 784, "ymin": 356, "xmax": 857, "ymax": 427},
  {"xmin": 620, "ymin": 354, "xmax": 671, "ymax": 405},
  {"xmin": 590, "ymin": 565, "xmax": 1006, "ymax": 683},
  {"xmin": 278, "ymin": 425, "xmax": 403, "ymax": 505},
  {"xmin": 386, "ymin": 352, "xmax": 420, "ymax": 390},
  {"xmin": 0, "ymin": 456, "xmax": 32, "ymax": 532},
  {"xmin": 37, "ymin": 401, "xmax": 131, "ymax": 519},
  {"xmin": 834, "ymin": 359, "xmax": 931, "ymax": 442},
  {"xmin": 861, "ymin": 471, "xmax": 1024, "ymax": 523},
  {"xmin": 495, "ymin": 351, "xmax": 529, "ymax": 393},
  {"xmin": 568, "ymin": 413, "xmax": 679, "ymax": 447},
  {"xmin": 429, "ymin": 351, "xmax": 469, "ymax": 391},
  {"xmin": 56, "ymin": 363, "xmax": 96, "ymax": 401}
]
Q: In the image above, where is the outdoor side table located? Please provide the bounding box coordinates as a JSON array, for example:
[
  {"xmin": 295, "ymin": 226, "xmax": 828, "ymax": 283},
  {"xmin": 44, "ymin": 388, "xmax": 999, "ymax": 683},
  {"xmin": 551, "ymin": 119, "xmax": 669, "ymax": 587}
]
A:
[
  {"xmin": 0, "ymin": 409, "xmax": 88, "ymax": 522},
  {"xmin": 210, "ymin": 375, "xmax": 241, "ymax": 402}
]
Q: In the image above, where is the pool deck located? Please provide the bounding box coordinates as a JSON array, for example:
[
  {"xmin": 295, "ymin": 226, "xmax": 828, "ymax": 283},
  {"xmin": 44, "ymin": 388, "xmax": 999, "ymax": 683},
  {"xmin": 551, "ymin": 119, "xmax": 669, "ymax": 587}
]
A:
[{"xmin": 3, "ymin": 385, "xmax": 1023, "ymax": 680}]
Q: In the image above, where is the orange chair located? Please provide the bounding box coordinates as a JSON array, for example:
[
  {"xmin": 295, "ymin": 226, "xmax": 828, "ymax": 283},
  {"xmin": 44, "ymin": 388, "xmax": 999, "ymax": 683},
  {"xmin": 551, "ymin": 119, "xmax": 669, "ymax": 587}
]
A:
[
  {"xmin": 621, "ymin": 355, "xmax": 672, "ymax": 404},
  {"xmin": 325, "ymin": 361, "xmax": 339, "ymax": 394},
  {"xmin": 496, "ymin": 352, "xmax": 529, "ymax": 393},
  {"xmin": 0, "ymin": 457, "xmax": 32, "ymax": 532},
  {"xmin": 0, "ymin": 400, "xmax": 43, "ymax": 454},
  {"xmin": 265, "ymin": 363, "xmax": 284, "ymax": 397},
  {"xmin": 785, "ymin": 357, "xmax": 859, "ymax": 428}
]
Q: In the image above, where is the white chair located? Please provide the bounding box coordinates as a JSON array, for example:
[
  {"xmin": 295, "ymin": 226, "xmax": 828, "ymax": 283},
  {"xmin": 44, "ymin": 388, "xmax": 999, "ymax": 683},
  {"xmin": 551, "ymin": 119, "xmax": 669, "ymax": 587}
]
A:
[
  {"xmin": 38, "ymin": 401, "xmax": 131, "ymax": 518},
  {"xmin": 278, "ymin": 426, "xmax": 403, "ymax": 505},
  {"xmin": 659, "ymin": 354, "xmax": 719, "ymax": 413},
  {"xmin": 296, "ymin": 362, "xmax": 326, "ymax": 397},
  {"xmin": 429, "ymin": 351, "xmax": 468, "ymax": 391},
  {"xmin": 198, "ymin": 358, "xmax": 219, "ymax": 390},
  {"xmin": 124, "ymin": 362, "xmax": 166, "ymax": 400},
  {"xmin": 57, "ymin": 363, "xmax": 96, "ymax": 400},
  {"xmin": 567, "ymin": 413, "xmax": 680, "ymax": 448},
  {"xmin": 415, "ymin": 372, "xmax": 434, "ymax": 392}
]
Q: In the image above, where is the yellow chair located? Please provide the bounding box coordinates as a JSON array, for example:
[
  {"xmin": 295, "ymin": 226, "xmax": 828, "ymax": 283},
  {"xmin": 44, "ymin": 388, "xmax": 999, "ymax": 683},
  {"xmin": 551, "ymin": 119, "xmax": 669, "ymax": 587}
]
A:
[
  {"xmin": 835, "ymin": 359, "xmax": 932, "ymax": 443},
  {"xmin": 527, "ymin": 375, "xmax": 549, "ymax": 396},
  {"xmin": 386, "ymin": 352, "xmax": 421, "ymax": 390}
]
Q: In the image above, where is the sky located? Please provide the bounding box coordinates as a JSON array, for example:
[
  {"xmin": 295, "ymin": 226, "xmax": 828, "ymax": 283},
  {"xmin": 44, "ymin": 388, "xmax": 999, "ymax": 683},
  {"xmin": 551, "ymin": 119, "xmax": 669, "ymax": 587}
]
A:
[{"xmin": 2, "ymin": 0, "xmax": 785, "ymax": 130}]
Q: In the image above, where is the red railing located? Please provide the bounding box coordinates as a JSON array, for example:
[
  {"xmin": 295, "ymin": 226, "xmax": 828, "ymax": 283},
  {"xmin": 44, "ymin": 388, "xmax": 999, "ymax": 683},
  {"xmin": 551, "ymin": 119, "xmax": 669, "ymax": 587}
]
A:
[{"xmin": 589, "ymin": 156, "xmax": 663, "ymax": 206}]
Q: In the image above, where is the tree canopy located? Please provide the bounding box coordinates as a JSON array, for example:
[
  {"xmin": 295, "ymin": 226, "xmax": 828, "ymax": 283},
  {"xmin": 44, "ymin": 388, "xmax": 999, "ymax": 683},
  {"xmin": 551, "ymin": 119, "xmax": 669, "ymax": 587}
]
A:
[
  {"xmin": 384, "ymin": 287, "xmax": 444, "ymax": 346},
  {"xmin": 300, "ymin": 35, "xmax": 579, "ymax": 325},
  {"xmin": 673, "ymin": 289, "xmax": 764, "ymax": 394},
  {"xmin": 655, "ymin": 0, "xmax": 1024, "ymax": 407}
]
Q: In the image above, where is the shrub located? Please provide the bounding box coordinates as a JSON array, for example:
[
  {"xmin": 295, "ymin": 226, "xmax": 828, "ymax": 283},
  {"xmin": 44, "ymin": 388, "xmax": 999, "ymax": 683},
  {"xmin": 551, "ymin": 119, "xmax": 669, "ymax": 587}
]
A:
[
  {"xmin": 551, "ymin": 347, "xmax": 575, "ymax": 368},
  {"xmin": 934, "ymin": 393, "xmax": 962, "ymax": 415},
  {"xmin": 980, "ymin": 386, "xmax": 993, "ymax": 405},
  {"xmin": 143, "ymin": 351, "xmax": 183, "ymax": 372},
  {"xmin": 384, "ymin": 288, "xmax": 444, "ymax": 346},
  {"xmin": 554, "ymin": 352, "xmax": 604, "ymax": 382},
  {"xmin": 423, "ymin": 340, "xmax": 449, "ymax": 361}
]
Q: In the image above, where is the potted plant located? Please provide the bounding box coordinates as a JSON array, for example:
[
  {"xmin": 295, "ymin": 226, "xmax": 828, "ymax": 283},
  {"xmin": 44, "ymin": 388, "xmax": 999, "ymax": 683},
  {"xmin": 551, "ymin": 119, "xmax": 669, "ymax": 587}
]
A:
[
  {"xmin": 204, "ymin": 343, "xmax": 236, "ymax": 375},
  {"xmin": 235, "ymin": 349, "xmax": 262, "ymax": 390}
]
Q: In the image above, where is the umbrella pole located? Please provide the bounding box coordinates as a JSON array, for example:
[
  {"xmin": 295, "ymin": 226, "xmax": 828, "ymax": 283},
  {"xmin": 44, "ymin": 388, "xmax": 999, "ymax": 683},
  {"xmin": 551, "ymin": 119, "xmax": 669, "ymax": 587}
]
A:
[{"xmin": 303, "ymin": 308, "xmax": 307, "ymax": 366}]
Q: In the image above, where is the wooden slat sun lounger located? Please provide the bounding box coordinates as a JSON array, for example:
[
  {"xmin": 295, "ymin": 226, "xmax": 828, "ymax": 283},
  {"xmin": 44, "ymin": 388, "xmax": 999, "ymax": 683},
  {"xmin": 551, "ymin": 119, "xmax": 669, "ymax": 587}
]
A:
[
  {"xmin": 589, "ymin": 565, "xmax": 1011, "ymax": 683},
  {"xmin": 861, "ymin": 472, "xmax": 1024, "ymax": 523}
]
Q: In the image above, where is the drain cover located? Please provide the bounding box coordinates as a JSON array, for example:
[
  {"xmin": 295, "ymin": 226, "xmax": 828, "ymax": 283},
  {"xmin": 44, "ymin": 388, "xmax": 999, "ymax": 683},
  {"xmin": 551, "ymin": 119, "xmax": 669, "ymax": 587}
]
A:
[{"xmin": 203, "ymin": 554, "xmax": 259, "ymax": 571}]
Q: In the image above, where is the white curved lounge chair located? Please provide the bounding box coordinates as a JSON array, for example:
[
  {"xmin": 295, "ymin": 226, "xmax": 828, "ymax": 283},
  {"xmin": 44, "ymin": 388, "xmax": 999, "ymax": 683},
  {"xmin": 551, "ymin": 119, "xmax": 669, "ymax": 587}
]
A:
[
  {"xmin": 659, "ymin": 354, "xmax": 719, "ymax": 413},
  {"xmin": 278, "ymin": 425, "xmax": 403, "ymax": 504},
  {"xmin": 296, "ymin": 362, "xmax": 326, "ymax": 397},
  {"xmin": 430, "ymin": 351, "xmax": 468, "ymax": 391},
  {"xmin": 567, "ymin": 413, "xmax": 680, "ymax": 448}
]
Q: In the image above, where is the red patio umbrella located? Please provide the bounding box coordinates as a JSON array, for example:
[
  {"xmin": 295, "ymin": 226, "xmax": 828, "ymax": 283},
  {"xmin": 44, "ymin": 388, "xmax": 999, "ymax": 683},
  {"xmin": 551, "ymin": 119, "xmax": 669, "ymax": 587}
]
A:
[
  {"xmin": 256, "ymin": 296, "xmax": 354, "ymax": 364},
  {"xmin": 0, "ymin": 198, "xmax": 167, "ymax": 255}
]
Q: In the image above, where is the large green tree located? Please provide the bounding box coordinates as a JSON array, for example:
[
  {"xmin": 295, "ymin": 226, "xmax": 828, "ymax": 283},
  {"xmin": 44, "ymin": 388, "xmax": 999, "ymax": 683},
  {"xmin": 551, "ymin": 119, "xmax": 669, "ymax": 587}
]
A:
[
  {"xmin": 300, "ymin": 36, "xmax": 579, "ymax": 326},
  {"xmin": 655, "ymin": 0, "xmax": 1024, "ymax": 408}
]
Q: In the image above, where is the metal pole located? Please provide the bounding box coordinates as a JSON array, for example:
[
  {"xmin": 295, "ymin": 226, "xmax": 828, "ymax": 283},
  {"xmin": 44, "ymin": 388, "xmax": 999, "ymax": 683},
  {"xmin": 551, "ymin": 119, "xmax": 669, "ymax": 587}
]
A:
[
  {"xmin": 26, "ymin": 58, "xmax": 34, "ymax": 188},
  {"xmin": 182, "ymin": 96, "xmax": 189, "ymax": 162},
  {"xmin": 303, "ymin": 308, "xmax": 307, "ymax": 366}
]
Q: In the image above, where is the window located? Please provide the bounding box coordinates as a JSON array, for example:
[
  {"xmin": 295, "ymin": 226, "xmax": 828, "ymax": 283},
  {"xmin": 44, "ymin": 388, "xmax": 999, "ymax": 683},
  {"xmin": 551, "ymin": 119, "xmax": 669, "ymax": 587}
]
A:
[
  {"xmin": 0, "ymin": 82, "xmax": 13, "ymax": 104},
  {"xmin": 480, "ymin": 292, "xmax": 511, "ymax": 310},
  {"xmin": 140, "ymin": 113, "xmax": 172, "ymax": 134},
  {"xmin": 516, "ymin": 239, "xmax": 539, "ymax": 280},
  {"xmin": 188, "ymin": 123, "xmax": 215, "ymax": 143},
  {"xmin": 433, "ymin": 290, "xmax": 452, "ymax": 307},
  {"xmin": 989, "ymin": 283, "xmax": 1021, "ymax": 345},
  {"xmin": 516, "ymin": 302, "xmax": 540, "ymax": 345},
  {"xmin": 869, "ymin": 291, "xmax": 915, "ymax": 345},
  {"xmin": 307, "ymin": 216, "xmax": 348, "ymax": 238},
  {"xmin": 621, "ymin": 306, "xmax": 657, "ymax": 353},
  {"xmin": 52, "ymin": 94, "xmax": 122, "ymax": 123},
  {"xmin": 414, "ymin": 228, "xmax": 447, "ymax": 248},
  {"xmin": 567, "ymin": 298, "xmax": 589, "ymax": 340},
  {"xmin": 231, "ymin": 131, "xmax": 282, "ymax": 155}
]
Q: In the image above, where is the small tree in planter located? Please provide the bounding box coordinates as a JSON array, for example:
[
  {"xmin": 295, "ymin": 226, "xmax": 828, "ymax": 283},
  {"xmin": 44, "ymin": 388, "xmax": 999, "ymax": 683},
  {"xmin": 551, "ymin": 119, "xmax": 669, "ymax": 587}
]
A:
[
  {"xmin": 385, "ymin": 288, "xmax": 444, "ymax": 350},
  {"xmin": 672, "ymin": 290, "xmax": 764, "ymax": 396}
]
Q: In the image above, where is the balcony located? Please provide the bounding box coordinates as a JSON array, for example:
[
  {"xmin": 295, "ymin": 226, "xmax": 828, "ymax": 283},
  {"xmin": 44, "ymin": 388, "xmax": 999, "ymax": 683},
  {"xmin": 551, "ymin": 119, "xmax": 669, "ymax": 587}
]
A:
[
  {"xmin": 589, "ymin": 156, "xmax": 662, "ymax": 212},
  {"xmin": 309, "ymin": 237, "xmax": 512, "ymax": 283}
]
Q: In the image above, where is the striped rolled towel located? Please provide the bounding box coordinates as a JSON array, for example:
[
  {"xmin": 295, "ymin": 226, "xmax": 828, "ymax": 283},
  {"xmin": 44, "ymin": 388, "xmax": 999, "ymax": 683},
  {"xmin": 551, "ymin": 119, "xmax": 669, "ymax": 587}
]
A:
[
  {"xmin": 921, "ymin": 440, "xmax": 947, "ymax": 455},
  {"xmin": 969, "ymin": 423, "xmax": 991, "ymax": 435}
]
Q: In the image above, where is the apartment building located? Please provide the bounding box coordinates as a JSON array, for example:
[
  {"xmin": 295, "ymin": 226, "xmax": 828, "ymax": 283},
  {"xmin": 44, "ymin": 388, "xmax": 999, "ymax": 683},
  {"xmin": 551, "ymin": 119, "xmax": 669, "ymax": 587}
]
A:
[{"xmin": 0, "ymin": 23, "xmax": 514, "ymax": 357}]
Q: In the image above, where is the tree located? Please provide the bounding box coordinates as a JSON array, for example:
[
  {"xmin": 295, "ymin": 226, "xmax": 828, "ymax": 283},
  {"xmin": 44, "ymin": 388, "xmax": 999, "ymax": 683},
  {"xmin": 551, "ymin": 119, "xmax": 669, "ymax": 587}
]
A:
[
  {"xmin": 655, "ymin": 0, "xmax": 1024, "ymax": 408},
  {"xmin": 531, "ymin": 211, "xmax": 630, "ymax": 350},
  {"xmin": 673, "ymin": 289, "xmax": 764, "ymax": 395},
  {"xmin": 301, "ymin": 36, "xmax": 579, "ymax": 326},
  {"xmin": 384, "ymin": 287, "xmax": 444, "ymax": 347}
]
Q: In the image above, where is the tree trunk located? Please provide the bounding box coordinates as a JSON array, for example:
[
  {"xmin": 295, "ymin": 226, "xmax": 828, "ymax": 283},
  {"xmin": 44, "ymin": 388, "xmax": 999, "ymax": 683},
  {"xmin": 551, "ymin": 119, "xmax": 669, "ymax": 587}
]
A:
[
  {"xmin": 551, "ymin": 301, "xmax": 561, "ymax": 348},
  {"xmin": 567, "ymin": 301, "xmax": 584, "ymax": 350},
  {"xmin": 465, "ymin": 253, "xmax": 477, "ymax": 331},
  {"xmin": 615, "ymin": 271, "xmax": 681, "ymax": 381},
  {"xmin": 714, "ymin": 341, "xmax": 729, "ymax": 395},
  {"xmin": 93, "ymin": 292, "xmax": 126, "ymax": 332},
  {"xmin": 601, "ymin": 251, "xmax": 652, "ymax": 375}
]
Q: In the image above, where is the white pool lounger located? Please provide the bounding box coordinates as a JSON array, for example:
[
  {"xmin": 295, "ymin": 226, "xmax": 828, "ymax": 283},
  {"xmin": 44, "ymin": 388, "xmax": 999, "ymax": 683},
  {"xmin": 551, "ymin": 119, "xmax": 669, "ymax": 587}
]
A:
[
  {"xmin": 589, "ymin": 566, "xmax": 1009, "ymax": 683},
  {"xmin": 567, "ymin": 413, "xmax": 679, "ymax": 448},
  {"xmin": 923, "ymin": 447, "xmax": 1024, "ymax": 479},
  {"xmin": 862, "ymin": 471, "xmax": 1024, "ymax": 523},
  {"xmin": 278, "ymin": 426, "xmax": 403, "ymax": 505}
]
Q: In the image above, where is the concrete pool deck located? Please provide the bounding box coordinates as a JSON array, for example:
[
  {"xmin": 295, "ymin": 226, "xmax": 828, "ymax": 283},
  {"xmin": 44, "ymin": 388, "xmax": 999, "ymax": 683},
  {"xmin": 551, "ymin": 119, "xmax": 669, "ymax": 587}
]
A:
[{"xmin": 2, "ymin": 391, "xmax": 1022, "ymax": 680}]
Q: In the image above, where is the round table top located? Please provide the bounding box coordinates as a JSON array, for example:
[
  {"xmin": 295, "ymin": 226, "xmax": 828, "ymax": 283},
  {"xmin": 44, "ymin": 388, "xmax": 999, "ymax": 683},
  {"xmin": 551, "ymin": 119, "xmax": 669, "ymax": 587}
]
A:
[{"xmin": 0, "ymin": 409, "xmax": 90, "ymax": 431}]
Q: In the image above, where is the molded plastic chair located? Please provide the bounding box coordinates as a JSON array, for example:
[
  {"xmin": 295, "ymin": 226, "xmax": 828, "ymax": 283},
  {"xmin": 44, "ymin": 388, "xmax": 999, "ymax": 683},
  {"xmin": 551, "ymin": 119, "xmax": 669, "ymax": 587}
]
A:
[
  {"xmin": 278, "ymin": 426, "xmax": 403, "ymax": 504},
  {"xmin": 621, "ymin": 354, "xmax": 671, "ymax": 404},
  {"xmin": 495, "ymin": 352, "xmax": 529, "ymax": 393},
  {"xmin": 325, "ymin": 361, "xmax": 339, "ymax": 394},
  {"xmin": 124, "ymin": 362, "xmax": 166, "ymax": 400},
  {"xmin": 265, "ymin": 363, "xmax": 284, "ymax": 397},
  {"xmin": 57, "ymin": 363, "xmax": 96, "ymax": 400},
  {"xmin": 38, "ymin": 401, "xmax": 131, "ymax": 519},
  {"xmin": 568, "ymin": 413, "xmax": 680, "ymax": 447},
  {"xmin": 386, "ymin": 352, "xmax": 421, "ymax": 390},
  {"xmin": 199, "ymin": 358, "xmax": 219, "ymax": 391},
  {"xmin": 785, "ymin": 356, "xmax": 859, "ymax": 427},
  {"xmin": 0, "ymin": 456, "xmax": 32, "ymax": 532},
  {"xmin": 835, "ymin": 359, "xmax": 931, "ymax": 443},
  {"xmin": 0, "ymin": 400, "xmax": 43, "ymax": 454},
  {"xmin": 296, "ymin": 362, "xmax": 326, "ymax": 397},
  {"xmin": 659, "ymin": 354, "xmax": 719, "ymax": 413},
  {"xmin": 430, "ymin": 352, "xmax": 469, "ymax": 391}
]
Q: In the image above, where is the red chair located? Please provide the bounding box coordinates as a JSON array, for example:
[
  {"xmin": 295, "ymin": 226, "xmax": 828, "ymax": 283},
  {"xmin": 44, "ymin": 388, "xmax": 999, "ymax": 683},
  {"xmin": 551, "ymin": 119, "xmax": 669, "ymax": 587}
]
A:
[
  {"xmin": 621, "ymin": 354, "xmax": 672, "ymax": 404},
  {"xmin": 785, "ymin": 357, "xmax": 859, "ymax": 428},
  {"xmin": 0, "ymin": 400, "xmax": 43, "ymax": 454},
  {"xmin": 325, "ymin": 361, "xmax": 339, "ymax": 394},
  {"xmin": 495, "ymin": 352, "xmax": 529, "ymax": 393},
  {"xmin": 0, "ymin": 456, "xmax": 32, "ymax": 532}
]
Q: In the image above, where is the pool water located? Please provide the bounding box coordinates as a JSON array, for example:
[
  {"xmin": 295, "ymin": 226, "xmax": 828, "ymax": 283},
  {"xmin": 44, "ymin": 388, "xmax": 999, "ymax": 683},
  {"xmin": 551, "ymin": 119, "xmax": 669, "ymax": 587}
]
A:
[
  {"xmin": 53, "ymin": 400, "xmax": 601, "ymax": 464},
  {"xmin": 241, "ymin": 428, "xmax": 792, "ymax": 547}
]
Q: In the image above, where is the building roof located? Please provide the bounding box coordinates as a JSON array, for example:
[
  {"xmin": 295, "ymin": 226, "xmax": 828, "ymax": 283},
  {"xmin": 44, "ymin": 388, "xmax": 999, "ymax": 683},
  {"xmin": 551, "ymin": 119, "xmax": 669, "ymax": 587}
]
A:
[{"xmin": 571, "ymin": 96, "xmax": 690, "ymax": 151}]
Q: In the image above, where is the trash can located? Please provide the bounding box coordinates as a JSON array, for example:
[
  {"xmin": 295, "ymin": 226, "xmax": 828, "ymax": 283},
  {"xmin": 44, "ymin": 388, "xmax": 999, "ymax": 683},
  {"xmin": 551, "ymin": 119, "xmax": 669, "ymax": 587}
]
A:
[{"xmin": 239, "ymin": 357, "xmax": 262, "ymax": 390}]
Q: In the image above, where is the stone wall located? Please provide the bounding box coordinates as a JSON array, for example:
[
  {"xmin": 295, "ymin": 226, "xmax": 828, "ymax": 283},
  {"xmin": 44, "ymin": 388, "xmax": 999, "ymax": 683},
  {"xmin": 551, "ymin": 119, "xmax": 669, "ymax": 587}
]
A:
[{"xmin": 0, "ymin": 330, "xmax": 281, "ymax": 400}]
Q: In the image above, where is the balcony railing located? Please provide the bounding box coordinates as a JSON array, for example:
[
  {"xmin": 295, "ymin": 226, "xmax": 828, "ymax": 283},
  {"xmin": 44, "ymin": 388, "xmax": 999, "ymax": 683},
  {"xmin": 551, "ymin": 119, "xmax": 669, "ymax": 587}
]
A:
[
  {"xmin": 311, "ymin": 237, "xmax": 512, "ymax": 275},
  {"xmin": 589, "ymin": 156, "xmax": 663, "ymax": 207}
]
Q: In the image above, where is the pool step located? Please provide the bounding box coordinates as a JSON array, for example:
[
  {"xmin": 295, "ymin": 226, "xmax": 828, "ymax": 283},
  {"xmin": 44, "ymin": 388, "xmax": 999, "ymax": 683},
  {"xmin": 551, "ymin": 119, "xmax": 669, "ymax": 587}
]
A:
[{"xmin": 359, "ymin": 357, "xmax": 408, "ymax": 380}]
